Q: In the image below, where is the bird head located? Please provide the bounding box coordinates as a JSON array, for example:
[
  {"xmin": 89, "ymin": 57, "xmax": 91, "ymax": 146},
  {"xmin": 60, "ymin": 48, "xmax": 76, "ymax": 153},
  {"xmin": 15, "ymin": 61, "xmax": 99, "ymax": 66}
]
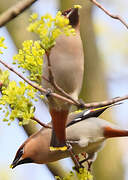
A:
[
  {"xmin": 11, "ymin": 143, "xmax": 33, "ymax": 169},
  {"xmin": 62, "ymin": 7, "xmax": 80, "ymax": 28}
]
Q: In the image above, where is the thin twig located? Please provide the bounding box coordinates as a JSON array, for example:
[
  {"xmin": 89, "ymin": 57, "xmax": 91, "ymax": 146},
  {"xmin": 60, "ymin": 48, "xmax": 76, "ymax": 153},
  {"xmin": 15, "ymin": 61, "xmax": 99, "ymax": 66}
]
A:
[
  {"xmin": 67, "ymin": 143, "xmax": 80, "ymax": 171},
  {"xmin": 0, "ymin": 0, "xmax": 37, "ymax": 27},
  {"xmin": 90, "ymin": 0, "xmax": 128, "ymax": 29},
  {"xmin": 32, "ymin": 116, "xmax": 52, "ymax": 128},
  {"xmin": 84, "ymin": 96, "xmax": 128, "ymax": 108},
  {"xmin": 42, "ymin": 75, "xmax": 50, "ymax": 83},
  {"xmin": 46, "ymin": 52, "xmax": 80, "ymax": 106}
]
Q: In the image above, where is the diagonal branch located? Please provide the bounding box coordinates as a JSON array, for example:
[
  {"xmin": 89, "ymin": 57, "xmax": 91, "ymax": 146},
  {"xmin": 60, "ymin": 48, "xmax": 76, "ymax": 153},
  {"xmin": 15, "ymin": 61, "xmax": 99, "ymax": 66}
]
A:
[
  {"xmin": 0, "ymin": 0, "xmax": 37, "ymax": 27},
  {"xmin": 84, "ymin": 95, "xmax": 128, "ymax": 108},
  {"xmin": 1, "ymin": 58, "xmax": 128, "ymax": 109},
  {"xmin": 90, "ymin": 0, "xmax": 128, "ymax": 29},
  {"xmin": 32, "ymin": 116, "xmax": 52, "ymax": 128}
]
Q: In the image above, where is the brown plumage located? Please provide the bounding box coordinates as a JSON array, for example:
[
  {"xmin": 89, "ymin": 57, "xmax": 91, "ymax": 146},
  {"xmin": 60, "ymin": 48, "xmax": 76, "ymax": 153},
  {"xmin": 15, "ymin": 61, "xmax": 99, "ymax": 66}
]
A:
[{"xmin": 11, "ymin": 107, "xmax": 128, "ymax": 169}]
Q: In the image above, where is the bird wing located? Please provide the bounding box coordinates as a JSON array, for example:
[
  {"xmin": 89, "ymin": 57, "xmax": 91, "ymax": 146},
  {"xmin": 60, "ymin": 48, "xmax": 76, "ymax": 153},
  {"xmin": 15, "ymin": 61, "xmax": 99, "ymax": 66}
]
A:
[{"xmin": 67, "ymin": 103, "xmax": 121, "ymax": 127}]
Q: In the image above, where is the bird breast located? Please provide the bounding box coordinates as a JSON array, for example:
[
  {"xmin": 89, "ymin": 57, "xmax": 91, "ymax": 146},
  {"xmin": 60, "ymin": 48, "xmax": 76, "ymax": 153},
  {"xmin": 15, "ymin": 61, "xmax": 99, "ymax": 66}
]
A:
[{"xmin": 42, "ymin": 32, "xmax": 84, "ymax": 99}]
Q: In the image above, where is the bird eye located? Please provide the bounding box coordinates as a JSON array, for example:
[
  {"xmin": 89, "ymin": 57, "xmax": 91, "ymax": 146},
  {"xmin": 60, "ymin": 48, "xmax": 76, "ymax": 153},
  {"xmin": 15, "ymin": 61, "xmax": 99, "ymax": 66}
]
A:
[{"xmin": 62, "ymin": 9, "xmax": 72, "ymax": 16}]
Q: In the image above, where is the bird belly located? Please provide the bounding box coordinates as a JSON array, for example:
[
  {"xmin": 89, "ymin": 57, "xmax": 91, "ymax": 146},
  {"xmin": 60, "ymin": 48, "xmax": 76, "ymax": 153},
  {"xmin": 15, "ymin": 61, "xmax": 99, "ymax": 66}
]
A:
[
  {"xmin": 71, "ymin": 139, "xmax": 105, "ymax": 155},
  {"xmin": 42, "ymin": 33, "xmax": 84, "ymax": 101}
]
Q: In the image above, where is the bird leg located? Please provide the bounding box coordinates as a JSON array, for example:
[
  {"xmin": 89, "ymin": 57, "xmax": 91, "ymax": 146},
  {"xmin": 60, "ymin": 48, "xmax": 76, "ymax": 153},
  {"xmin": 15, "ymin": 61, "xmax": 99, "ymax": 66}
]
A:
[
  {"xmin": 79, "ymin": 153, "xmax": 94, "ymax": 172},
  {"xmin": 78, "ymin": 99, "xmax": 86, "ymax": 109},
  {"xmin": 79, "ymin": 158, "xmax": 92, "ymax": 171},
  {"xmin": 87, "ymin": 161, "xmax": 93, "ymax": 172}
]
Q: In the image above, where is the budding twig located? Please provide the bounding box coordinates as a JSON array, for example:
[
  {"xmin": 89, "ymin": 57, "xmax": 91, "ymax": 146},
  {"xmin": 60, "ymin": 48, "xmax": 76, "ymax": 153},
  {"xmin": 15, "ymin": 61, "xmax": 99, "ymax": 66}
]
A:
[
  {"xmin": 67, "ymin": 143, "xmax": 81, "ymax": 171},
  {"xmin": 32, "ymin": 117, "xmax": 52, "ymax": 128}
]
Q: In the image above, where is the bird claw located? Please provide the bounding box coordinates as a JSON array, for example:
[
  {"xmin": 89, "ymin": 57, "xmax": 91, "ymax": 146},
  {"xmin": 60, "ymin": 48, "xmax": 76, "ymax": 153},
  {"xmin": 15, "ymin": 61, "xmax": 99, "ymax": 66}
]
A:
[
  {"xmin": 45, "ymin": 88, "xmax": 53, "ymax": 97},
  {"xmin": 87, "ymin": 161, "xmax": 92, "ymax": 172},
  {"xmin": 66, "ymin": 142, "xmax": 72, "ymax": 150},
  {"xmin": 78, "ymin": 153, "xmax": 94, "ymax": 172},
  {"xmin": 79, "ymin": 159, "xmax": 93, "ymax": 172},
  {"xmin": 73, "ymin": 163, "xmax": 84, "ymax": 172},
  {"xmin": 78, "ymin": 99, "xmax": 85, "ymax": 109}
]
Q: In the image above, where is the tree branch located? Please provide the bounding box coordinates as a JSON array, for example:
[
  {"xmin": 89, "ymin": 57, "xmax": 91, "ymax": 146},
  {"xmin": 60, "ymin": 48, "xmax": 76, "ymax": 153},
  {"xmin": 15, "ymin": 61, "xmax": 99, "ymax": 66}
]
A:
[
  {"xmin": 32, "ymin": 116, "xmax": 52, "ymax": 128},
  {"xmin": 84, "ymin": 95, "xmax": 128, "ymax": 108},
  {"xmin": 1, "ymin": 58, "xmax": 128, "ymax": 109},
  {"xmin": 90, "ymin": 0, "xmax": 128, "ymax": 29},
  {"xmin": 0, "ymin": 0, "xmax": 37, "ymax": 27}
]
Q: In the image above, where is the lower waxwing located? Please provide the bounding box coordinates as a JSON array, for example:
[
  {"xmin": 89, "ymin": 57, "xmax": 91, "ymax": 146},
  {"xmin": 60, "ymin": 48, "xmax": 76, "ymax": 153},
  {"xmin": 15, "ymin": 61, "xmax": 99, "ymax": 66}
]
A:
[{"xmin": 11, "ymin": 109, "xmax": 128, "ymax": 169}]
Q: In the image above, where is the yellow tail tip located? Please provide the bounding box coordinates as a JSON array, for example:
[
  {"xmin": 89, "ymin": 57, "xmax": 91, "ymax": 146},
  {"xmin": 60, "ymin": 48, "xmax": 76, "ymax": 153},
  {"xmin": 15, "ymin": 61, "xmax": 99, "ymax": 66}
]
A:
[
  {"xmin": 74, "ymin": 5, "xmax": 82, "ymax": 9},
  {"xmin": 50, "ymin": 146, "xmax": 67, "ymax": 151},
  {"xmin": 10, "ymin": 164, "xmax": 13, "ymax": 169}
]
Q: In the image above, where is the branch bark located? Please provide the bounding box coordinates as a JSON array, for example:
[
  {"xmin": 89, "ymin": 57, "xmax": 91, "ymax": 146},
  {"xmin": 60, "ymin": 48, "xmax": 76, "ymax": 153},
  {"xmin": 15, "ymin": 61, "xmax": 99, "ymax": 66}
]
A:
[
  {"xmin": 0, "ymin": 0, "xmax": 37, "ymax": 27},
  {"xmin": 32, "ymin": 116, "xmax": 52, "ymax": 128}
]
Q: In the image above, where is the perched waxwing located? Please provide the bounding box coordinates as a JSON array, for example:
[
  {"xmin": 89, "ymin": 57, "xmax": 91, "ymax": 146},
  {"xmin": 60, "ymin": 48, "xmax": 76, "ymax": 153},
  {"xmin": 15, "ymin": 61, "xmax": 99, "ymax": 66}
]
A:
[
  {"xmin": 11, "ymin": 104, "xmax": 128, "ymax": 169},
  {"xmin": 41, "ymin": 6, "xmax": 84, "ymax": 151}
]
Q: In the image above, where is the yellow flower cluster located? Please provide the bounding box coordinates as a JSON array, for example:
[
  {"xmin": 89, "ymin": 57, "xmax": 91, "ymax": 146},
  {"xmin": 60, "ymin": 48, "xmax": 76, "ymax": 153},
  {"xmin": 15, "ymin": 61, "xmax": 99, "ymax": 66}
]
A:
[
  {"xmin": 0, "ymin": 37, "xmax": 7, "ymax": 54},
  {"xmin": 28, "ymin": 11, "xmax": 76, "ymax": 50},
  {"xmin": 55, "ymin": 168, "xmax": 93, "ymax": 180},
  {"xmin": 0, "ymin": 69, "xmax": 10, "ymax": 87},
  {"xmin": 76, "ymin": 168, "xmax": 93, "ymax": 180},
  {"xmin": 0, "ymin": 80, "xmax": 37, "ymax": 125},
  {"xmin": 13, "ymin": 40, "xmax": 45, "ymax": 83}
]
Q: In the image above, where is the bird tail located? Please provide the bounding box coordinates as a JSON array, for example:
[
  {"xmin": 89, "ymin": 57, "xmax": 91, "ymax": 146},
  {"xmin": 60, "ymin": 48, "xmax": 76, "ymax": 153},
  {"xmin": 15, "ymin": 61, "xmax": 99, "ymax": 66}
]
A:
[
  {"xmin": 50, "ymin": 129, "xmax": 67, "ymax": 151},
  {"xmin": 49, "ymin": 109, "xmax": 69, "ymax": 151},
  {"xmin": 104, "ymin": 127, "xmax": 128, "ymax": 138}
]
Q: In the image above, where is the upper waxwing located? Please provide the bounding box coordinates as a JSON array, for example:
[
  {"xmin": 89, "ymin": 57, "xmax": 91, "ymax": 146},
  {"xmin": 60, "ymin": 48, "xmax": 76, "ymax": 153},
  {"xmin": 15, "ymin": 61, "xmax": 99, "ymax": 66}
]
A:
[
  {"xmin": 41, "ymin": 7, "xmax": 84, "ymax": 150},
  {"xmin": 11, "ymin": 104, "xmax": 128, "ymax": 169}
]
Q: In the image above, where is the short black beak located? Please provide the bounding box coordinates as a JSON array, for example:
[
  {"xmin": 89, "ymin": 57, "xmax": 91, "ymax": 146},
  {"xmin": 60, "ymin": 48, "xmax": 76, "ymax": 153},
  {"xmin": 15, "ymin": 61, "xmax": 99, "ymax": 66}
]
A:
[
  {"xmin": 10, "ymin": 157, "xmax": 20, "ymax": 169},
  {"xmin": 11, "ymin": 158, "xmax": 33, "ymax": 169}
]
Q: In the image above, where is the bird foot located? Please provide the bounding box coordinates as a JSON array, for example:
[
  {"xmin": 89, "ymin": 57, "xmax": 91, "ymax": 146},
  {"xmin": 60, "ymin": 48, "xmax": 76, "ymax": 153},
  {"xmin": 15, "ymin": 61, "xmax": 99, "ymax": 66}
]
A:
[
  {"xmin": 45, "ymin": 88, "xmax": 53, "ymax": 98},
  {"xmin": 87, "ymin": 161, "xmax": 92, "ymax": 172},
  {"xmin": 66, "ymin": 142, "xmax": 72, "ymax": 150},
  {"xmin": 78, "ymin": 99, "xmax": 85, "ymax": 109}
]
